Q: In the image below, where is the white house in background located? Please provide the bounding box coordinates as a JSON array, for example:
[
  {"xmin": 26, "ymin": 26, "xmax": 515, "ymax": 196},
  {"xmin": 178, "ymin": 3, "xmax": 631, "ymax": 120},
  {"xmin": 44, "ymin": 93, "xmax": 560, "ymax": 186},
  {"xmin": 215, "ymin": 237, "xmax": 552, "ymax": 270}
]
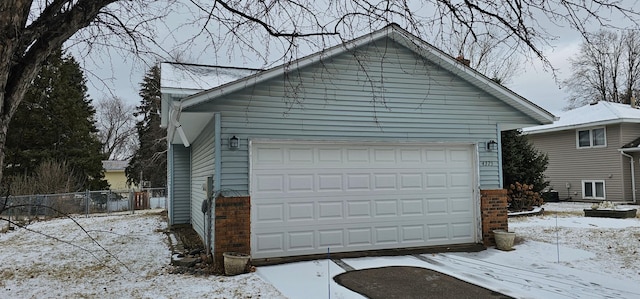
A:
[
  {"xmin": 160, "ymin": 24, "xmax": 555, "ymax": 263},
  {"xmin": 524, "ymin": 101, "xmax": 640, "ymax": 202}
]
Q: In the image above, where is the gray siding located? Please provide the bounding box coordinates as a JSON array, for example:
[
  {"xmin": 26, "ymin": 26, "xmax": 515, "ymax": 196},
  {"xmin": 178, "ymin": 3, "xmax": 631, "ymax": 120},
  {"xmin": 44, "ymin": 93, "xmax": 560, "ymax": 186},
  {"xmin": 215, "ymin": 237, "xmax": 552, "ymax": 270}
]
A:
[
  {"xmin": 187, "ymin": 38, "xmax": 540, "ymax": 194},
  {"xmin": 190, "ymin": 119, "xmax": 215, "ymax": 239},
  {"xmin": 527, "ymin": 124, "xmax": 627, "ymax": 200},
  {"xmin": 170, "ymin": 144, "xmax": 191, "ymax": 224}
]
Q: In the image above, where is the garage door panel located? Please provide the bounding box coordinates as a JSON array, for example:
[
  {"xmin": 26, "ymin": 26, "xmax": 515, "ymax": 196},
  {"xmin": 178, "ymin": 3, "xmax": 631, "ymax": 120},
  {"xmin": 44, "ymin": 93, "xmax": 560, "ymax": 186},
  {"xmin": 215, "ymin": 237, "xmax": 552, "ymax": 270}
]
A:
[
  {"xmin": 375, "ymin": 226, "xmax": 399, "ymax": 244},
  {"xmin": 452, "ymin": 222, "xmax": 474, "ymax": 239},
  {"xmin": 346, "ymin": 201, "xmax": 371, "ymax": 217},
  {"xmin": 289, "ymin": 231, "xmax": 315, "ymax": 251},
  {"xmin": 255, "ymin": 174, "xmax": 285, "ymax": 193},
  {"xmin": 399, "ymin": 173, "xmax": 423, "ymax": 189},
  {"xmin": 251, "ymin": 142, "xmax": 477, "ymax": 258},
  {"xmin": 374, "ymin": 199, "xmax": 398, "ymax": 217},
  {"xmin": 451, "ymin": 197, "xmax": 473, "ymax": 213},
  {"xmin": 318, "ymin": 174, "xmax": 343, "ymax": 191},
  {"xmin": 347, "ymin": 228, "xmax": 373, "ymax": 246},
  {"xmin": 288, "ymin": 202, "xmax": 314, "ymax": 221},
  {"xmin": 373, "ymin": 173, "xmax": 397, "ymax": 190},
  {"xmin": 318, "ymin": 229, "xmax": 344, "ymax": 248},
  {"xmin": 427, "ymin": 224, "xmax": 450, "ymax": 240},
  {"xmin": 288, "ymin": 174, "xmax": 314, "ymax": 192},
  {"xmin": 426, "ymin": 198, "xmax": 449, "ymax": 214},
  {"xmin": 255, "ymin": 233, "xmax": 285, "ymax": 253},
  {"xmin": 346, "ymin": 174, "xmax": 371, "ymax": 190},
  {"xmin": 288, "ymin": 148, "xmax": 314, "ymax": 163},
  {"xmin": 255, "ymin": 203, "xmax": 284, "ymax": 223},
  {"xmin": 318, "ymin": 201, "xmax": 343, "ymax": 219}
]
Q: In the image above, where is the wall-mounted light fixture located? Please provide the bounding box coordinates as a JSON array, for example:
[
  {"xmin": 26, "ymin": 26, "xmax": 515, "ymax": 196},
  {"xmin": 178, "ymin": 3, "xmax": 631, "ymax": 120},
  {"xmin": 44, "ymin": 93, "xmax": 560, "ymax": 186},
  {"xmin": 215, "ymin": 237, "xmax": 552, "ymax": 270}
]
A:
[
  {"xmin": 229, "ymin": 135, "xmax": 239, "ymax": 150},
  {"xmin": 487, "ymin": 140, "xmax": 498, "ymax": 151}
]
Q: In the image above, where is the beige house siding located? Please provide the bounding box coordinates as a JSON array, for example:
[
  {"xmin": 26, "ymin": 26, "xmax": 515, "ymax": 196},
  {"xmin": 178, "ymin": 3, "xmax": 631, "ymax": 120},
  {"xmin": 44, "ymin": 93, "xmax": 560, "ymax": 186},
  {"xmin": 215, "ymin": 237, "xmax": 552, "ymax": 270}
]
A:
[
  {"xmin": 104, "ymin": 170, "xmax": 129, "ymax": 190},
  {"xmin": 527, "ymin": 124, "xmax": 628, "ymax": 201}
]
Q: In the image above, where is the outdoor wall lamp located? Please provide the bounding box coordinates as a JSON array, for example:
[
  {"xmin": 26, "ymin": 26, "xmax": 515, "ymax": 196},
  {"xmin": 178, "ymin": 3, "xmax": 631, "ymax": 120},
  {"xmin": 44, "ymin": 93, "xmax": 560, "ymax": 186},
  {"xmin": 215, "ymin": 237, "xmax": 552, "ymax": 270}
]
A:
[
  {"xmin": 487, "ymin": 140, "xmax": 498, "ymax": 152},
  {"xmin": 229, "ymin": 135, "xmax": 239, "ymax": 150}
]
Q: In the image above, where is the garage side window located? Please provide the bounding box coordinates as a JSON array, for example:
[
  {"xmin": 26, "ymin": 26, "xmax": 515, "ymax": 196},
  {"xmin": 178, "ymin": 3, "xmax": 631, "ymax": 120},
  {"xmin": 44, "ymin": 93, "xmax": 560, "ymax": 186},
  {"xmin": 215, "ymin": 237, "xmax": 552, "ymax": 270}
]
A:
[
  {"xmin": 582, "ymin": 180, "xmax": 605, "ymax": 199},
  {"xmin": 576, "ymin": 127, "xmax": 606, "ymax": 148}
]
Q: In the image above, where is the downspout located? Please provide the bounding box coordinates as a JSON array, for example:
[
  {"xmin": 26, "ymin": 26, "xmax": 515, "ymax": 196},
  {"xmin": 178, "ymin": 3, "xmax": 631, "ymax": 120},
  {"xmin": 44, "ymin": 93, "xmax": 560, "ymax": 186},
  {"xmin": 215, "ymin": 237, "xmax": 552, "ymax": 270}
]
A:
[
  {"xmin": 208, "ymin": 113, "xmax": 222, "ymax": 258},
  {"xmin": 214, "ymin": 113, "xmax": 222, "ymax": 192},
  {"xmin": 497, "ymin": 124, "xmax": 503, "ymax": 189},
  {"xmin": 620, "ymin": 150, "xmax": 636, "ymax": 203}
]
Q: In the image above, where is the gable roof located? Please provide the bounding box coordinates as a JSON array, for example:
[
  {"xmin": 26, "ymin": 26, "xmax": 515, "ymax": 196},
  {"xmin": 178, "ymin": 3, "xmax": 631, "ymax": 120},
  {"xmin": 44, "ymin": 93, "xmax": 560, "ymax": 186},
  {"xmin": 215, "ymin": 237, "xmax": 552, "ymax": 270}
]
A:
[
  {"xmin": 523, "ymin": 101, "xmax": 640, "ymax": 134},
  {"xmin": 177, "ymin": 24, "xmax": 554, "ymax": 124}
]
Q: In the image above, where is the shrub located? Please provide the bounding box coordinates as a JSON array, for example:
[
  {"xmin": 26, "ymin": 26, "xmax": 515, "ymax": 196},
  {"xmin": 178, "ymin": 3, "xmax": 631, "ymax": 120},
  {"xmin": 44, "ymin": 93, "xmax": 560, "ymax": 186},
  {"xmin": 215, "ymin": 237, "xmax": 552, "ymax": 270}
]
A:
[{"xmin": 507, "ymin": 182, "xmax": 544, "ymax": 211}]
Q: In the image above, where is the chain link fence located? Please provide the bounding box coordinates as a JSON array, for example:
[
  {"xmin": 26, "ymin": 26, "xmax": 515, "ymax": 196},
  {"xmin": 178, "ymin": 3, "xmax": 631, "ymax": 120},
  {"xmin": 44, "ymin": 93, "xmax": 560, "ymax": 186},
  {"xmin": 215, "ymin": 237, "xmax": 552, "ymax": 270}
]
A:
[{"xmin": 0, "ymin": 188, "xmax": 166, "ymax": 225}]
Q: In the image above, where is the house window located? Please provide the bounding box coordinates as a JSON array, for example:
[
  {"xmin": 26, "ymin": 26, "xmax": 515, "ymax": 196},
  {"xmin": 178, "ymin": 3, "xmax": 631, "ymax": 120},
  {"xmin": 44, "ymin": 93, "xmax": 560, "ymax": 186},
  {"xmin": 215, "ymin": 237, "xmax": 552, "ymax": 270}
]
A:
[
  {"xmin": 577, "ymin": 128, "xmax": 606, "ymax": 148},
  {"xmin": 582, "ymin": 180, "xmax": 605, "ymax": 199}
]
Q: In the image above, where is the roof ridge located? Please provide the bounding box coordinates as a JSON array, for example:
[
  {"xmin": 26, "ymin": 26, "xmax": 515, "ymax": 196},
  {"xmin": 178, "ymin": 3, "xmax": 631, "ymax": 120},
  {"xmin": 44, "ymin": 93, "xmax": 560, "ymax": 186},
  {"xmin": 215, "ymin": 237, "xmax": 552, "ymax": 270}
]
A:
[{"xmin": 601, "ymin": 101, "xmax": 624, "ymax": 119}]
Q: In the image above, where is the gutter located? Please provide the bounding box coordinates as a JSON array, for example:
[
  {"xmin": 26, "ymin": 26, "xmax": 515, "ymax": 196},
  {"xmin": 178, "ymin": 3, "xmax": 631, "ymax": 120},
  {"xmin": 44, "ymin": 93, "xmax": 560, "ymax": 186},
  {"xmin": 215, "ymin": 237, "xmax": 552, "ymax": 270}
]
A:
[{"xmin": 619, "ymin": 149, "xmax": 637, "ymax": 203}]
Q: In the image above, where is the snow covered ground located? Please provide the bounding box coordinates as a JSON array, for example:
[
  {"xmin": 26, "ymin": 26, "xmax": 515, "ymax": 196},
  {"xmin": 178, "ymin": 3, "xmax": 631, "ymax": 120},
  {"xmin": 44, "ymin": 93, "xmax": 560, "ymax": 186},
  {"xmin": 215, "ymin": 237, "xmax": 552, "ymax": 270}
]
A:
[
  {"xmin": 0, "ymin": 211, "xmax": 283, "ymax": 298},
  {"xmin": 1, "ymin": 203, "xmax": 639, "ymax": 298}
]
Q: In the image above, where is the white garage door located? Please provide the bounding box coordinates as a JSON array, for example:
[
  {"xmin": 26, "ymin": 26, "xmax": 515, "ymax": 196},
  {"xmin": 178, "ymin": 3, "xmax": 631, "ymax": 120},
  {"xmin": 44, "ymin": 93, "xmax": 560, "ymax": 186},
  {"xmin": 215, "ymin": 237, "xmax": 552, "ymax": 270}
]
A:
[{"xmin": 250, "ymin": 142, "xmax": 477, "ymax": 259}]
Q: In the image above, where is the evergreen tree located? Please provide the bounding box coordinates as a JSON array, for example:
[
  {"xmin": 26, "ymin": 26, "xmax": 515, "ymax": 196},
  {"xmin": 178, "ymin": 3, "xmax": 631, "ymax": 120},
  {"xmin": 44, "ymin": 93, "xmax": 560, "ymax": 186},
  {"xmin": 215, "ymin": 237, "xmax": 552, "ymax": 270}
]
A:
[
  {"xmin": 126, "ymin": 65, "xmax": 166, "ymax": 187},
  {"xmin": 3, "ymin": 49, "xmax": 108, "ymax": 191},
  {"xmin": 501, "ymin": 129, "xmax": 549, "ymax": 192}
]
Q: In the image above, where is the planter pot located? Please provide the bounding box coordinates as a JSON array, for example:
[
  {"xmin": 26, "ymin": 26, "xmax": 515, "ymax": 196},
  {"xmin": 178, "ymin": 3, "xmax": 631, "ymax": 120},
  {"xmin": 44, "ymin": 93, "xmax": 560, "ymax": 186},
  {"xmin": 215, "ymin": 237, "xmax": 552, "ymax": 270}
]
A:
[
  {"xmin": 584, "ymin": 209, "xmax": 637, "ymax": 219},
  {"xmin": 223, "ymin": 252, "xmax": 250, "ymax": 276},
  {"xmin": 493, "ymin": 230, "xmax": 516, "ymax": 251}
]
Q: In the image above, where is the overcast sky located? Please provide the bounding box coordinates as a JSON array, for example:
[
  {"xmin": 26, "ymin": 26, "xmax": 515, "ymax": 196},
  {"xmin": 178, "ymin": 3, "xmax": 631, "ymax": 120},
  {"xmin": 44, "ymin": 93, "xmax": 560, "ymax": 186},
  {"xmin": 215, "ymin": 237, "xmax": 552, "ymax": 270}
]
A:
[{"xmin": 77, "ymin": 2, "xmax": 638, "ymax": 116}]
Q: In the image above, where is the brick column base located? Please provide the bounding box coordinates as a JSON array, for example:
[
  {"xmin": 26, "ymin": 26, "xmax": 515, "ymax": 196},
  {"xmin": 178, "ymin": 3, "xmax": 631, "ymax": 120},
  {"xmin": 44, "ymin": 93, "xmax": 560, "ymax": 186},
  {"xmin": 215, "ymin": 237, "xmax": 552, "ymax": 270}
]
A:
[
  {"xmin": 480, "ymin": 189, "xmax": 508, "ymax": 246},
  {"xmin": 213, "ymin": 196, "xmax": 250, "ymax": 273}
]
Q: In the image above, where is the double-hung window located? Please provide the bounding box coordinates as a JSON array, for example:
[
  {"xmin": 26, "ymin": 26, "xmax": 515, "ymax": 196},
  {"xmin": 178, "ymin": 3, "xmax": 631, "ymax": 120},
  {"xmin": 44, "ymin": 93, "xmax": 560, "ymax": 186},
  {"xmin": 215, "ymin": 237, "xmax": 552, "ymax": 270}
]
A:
[
  {"xmin": 582, "ymin": 180, "xmax": 605, "ymax": 199},
  {"xmin": 577, "ymin": 127, "xmax": 606, "ymax": 148}
]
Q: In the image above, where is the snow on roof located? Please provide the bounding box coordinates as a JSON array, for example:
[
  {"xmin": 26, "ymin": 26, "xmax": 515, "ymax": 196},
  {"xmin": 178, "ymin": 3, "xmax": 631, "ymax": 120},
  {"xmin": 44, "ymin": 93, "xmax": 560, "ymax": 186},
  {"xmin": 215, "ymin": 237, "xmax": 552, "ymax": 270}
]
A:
[
  {"xmin": 160, "ymin": 62, "xmax": 260, "ymax": 95},
  {"xmin": 523, "ymin": 101, "xmax": 640, "ymax": 134}
]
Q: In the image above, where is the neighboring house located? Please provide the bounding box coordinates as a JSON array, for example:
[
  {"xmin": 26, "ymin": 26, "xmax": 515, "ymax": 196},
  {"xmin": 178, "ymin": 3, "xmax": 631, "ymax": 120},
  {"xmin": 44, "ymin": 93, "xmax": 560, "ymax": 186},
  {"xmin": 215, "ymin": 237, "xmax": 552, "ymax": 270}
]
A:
[
  {"xmin": 523, "ymin": 101, "xmax": 640, "ymax": 202},
  {"xmin": 160, "ymin": 24, "xmax": 554, "ymax": 263},
  {"xmin": 102, "ymin": 160, "xmax": 130, "ymax": 190}
]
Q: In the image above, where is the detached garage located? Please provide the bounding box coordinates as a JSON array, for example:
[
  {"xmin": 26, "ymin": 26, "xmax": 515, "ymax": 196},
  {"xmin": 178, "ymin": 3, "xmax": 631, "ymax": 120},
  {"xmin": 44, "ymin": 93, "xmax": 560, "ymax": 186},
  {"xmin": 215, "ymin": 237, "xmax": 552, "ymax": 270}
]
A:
[{"xmin": 160, "ymin": 24, "xmax": 555, "ymax": 266}]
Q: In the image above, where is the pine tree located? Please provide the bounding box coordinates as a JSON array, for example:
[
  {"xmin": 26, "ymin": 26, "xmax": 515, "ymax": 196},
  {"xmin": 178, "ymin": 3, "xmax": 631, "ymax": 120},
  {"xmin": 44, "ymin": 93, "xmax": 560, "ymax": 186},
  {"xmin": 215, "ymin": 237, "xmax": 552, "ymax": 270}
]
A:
[
  {"xmin": 501, "ymin": 129, "xmax": 549, "ymax": 192},
  {"xmin": 126, "ymin": 65, "xmax": 167, "ymax": 187},
  {"xmin": 3, "ymin": 49, "xmax": 108, "ymax": 191}
]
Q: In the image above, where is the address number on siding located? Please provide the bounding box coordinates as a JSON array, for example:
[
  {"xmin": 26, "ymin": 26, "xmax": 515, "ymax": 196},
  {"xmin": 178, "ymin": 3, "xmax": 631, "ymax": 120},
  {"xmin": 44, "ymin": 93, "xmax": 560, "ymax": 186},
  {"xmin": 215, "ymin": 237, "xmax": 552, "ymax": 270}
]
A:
[{"xmin": 480, "ymin": 161, "xmax": 495, "ymax": 166}]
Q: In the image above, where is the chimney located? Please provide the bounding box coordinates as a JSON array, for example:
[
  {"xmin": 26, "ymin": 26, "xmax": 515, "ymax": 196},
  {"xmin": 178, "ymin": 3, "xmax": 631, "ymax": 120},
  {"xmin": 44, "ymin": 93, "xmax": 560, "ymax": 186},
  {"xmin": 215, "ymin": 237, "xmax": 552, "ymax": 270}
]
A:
[{"xmin": 456, "ymin": 55, "xmax": 470, "ymax": 67}]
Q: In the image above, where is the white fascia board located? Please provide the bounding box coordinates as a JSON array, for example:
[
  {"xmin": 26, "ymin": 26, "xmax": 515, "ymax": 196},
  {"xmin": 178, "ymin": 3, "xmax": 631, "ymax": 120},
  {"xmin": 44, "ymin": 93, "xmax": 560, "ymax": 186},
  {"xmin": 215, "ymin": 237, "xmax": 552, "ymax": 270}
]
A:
[{"xmin": 523, "ymin": 119, "xmax": 628, "ymax": 135}]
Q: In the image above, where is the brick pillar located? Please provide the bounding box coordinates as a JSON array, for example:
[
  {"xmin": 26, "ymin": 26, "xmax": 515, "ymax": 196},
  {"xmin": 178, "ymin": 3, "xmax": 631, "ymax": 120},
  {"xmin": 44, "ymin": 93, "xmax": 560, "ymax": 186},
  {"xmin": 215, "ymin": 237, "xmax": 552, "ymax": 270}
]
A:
[
  {"xmin": 213, "ymin": 196, "xmax": 250, "ymax": 272},
  {"xmin": 480, "ymin": 189, "xmax": 508, "ymax": 246}
]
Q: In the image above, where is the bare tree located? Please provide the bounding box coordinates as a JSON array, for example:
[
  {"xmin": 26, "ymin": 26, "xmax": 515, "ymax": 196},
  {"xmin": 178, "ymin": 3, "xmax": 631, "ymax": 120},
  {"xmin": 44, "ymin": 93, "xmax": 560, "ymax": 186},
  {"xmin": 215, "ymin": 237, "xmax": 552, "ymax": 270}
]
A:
[
  {"xmin": 95, "ymin": 97, "xmax": 137, "ymax": 160},
  {"xmin": 437, "ymin": 26, "xmax": 522, "ymax": 84},
  {"xmin": 1, "ymin": 0, "xmax": 639, "ymax": 187},
  {"xmin": 565, "ymin": 30, "xmax": 640, "ymax": 109}
]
